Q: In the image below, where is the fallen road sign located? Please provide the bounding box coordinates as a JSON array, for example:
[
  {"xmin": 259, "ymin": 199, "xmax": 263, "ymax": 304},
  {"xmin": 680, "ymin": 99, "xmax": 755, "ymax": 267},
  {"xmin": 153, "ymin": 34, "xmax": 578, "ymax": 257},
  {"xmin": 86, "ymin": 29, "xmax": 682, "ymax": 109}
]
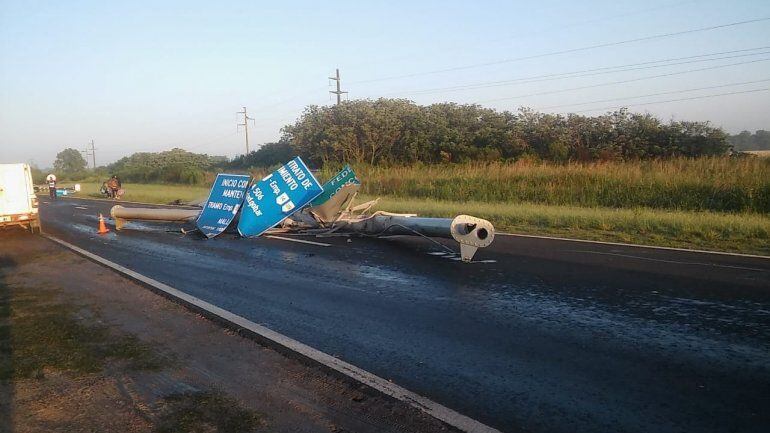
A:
[
  {"xmin": 196, "ymin": 173, "xmax": 251, "ymax": 238},
  {"xmin": 310, "ymin": 164, "xmax": 360, "ymax": 206},
  {"xmin": 237, "ymin": 156, "xmax": 323, "ymax": 237}
]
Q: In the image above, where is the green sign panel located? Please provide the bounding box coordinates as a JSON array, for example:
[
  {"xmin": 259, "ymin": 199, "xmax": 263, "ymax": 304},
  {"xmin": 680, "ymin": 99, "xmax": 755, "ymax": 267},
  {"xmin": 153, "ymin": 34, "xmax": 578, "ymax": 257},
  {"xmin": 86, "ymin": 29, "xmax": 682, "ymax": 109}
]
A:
[{"xmin": 310, "ymin": 164, "xmax": 360, "ymax": 206}]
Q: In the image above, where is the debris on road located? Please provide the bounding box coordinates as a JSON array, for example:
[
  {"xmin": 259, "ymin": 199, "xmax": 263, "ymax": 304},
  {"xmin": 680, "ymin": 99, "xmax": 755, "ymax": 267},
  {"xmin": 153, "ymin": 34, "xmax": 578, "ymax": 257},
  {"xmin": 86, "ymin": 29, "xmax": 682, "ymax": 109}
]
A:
[{"xmin": 107, "ymin": 157, "xmax": 496, "ymax": 261}]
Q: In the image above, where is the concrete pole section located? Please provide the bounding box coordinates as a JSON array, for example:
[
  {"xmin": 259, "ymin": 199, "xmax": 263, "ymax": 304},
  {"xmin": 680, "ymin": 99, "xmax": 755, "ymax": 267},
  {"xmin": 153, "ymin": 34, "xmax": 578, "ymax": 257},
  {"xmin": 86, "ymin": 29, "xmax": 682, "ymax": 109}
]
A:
[
  {"xmin": 339, "ymin": 214, "xmax": 495, "ymax": 262},
  {"xmin": 110, "ymin": 205, "xmax": 200, "ymax": 230}
]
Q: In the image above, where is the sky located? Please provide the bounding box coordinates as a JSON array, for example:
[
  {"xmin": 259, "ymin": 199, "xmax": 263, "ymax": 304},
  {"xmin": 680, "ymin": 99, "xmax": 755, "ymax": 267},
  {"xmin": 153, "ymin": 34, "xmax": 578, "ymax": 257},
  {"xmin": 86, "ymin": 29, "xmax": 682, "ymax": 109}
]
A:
[{"xmin": 1, "ymin": 0, "xmax": 769, "ymax": 168}]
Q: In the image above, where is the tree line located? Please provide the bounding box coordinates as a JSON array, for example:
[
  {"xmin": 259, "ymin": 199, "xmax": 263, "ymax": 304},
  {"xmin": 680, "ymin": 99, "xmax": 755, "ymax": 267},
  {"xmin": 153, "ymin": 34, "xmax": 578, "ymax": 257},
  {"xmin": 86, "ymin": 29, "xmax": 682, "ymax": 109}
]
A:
[
  {"xmin": 278, "ymin": 99, "xmax": 730, "ymax": 166},
  {"xmin": 728, "ymin": 130, "xmax": 770, "ymax": 151},
  {"xmin": 108, "ymin": 148, "xmax": 224, "ymax": 184}
]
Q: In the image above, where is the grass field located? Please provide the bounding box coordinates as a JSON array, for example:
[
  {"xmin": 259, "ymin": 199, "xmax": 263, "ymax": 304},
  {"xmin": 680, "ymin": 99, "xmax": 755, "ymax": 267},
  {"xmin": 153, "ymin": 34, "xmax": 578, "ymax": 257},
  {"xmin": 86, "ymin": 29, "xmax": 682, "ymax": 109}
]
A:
[
  {"xmin": 59, "ymin": 182, "xmax": 210, "ymax": 204},
  {"xmin": 57, "ymin": 157, "xmax": 770, "ymax": 255},
  {"xmin": 324, "ymin": 157, "xmax": 770, "ymax": 213}
]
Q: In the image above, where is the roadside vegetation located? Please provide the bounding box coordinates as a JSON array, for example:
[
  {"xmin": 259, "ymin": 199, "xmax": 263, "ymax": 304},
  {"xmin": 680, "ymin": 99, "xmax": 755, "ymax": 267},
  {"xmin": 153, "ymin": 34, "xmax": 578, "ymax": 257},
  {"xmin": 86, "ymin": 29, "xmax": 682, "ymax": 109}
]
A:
[
  {"xmin": 729, "ymin": 129, "xmax": 770, "ymax": 151},
  {"xmin": 336, "ymin": 157, "xmax": 770, "ymax": 213}
]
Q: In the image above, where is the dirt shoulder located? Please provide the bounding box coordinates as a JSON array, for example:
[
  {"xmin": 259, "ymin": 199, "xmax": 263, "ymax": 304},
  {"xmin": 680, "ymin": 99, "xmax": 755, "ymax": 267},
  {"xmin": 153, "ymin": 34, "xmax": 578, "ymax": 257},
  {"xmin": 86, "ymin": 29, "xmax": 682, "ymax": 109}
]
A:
[{"xmin": 0, "ymin": 229, "xmax": 455, "ymax": 433}]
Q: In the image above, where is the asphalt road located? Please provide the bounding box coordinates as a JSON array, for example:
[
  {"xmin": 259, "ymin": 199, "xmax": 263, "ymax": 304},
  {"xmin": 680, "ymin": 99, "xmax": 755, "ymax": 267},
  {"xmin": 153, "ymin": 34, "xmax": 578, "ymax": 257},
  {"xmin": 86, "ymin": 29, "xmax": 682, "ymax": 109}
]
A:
[{"xmin": 37, "ymin": 197, "xmax": 770, "ymax": 433}]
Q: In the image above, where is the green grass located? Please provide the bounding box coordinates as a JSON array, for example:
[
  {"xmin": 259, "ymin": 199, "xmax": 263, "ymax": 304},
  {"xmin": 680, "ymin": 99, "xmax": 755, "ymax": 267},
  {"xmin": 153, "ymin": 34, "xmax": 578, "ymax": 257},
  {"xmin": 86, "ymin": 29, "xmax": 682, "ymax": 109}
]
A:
[
  {"xmin": 326, "ymin": 157, "xmax": 770, "ymax": 213},
  {"xmin": 364, "ymin": 195, "xmax": 770, "ymax": 255},
  {"xmin": 59, "ymin": 182, "xmax": 210, "ymax": 205},
  {"xmin": 0, "ymin": 283, "xmax": 166, "ymax": 381},
  {"xmin": 156, "ymin": 390, "xmax": 263, "ymax": 433}
]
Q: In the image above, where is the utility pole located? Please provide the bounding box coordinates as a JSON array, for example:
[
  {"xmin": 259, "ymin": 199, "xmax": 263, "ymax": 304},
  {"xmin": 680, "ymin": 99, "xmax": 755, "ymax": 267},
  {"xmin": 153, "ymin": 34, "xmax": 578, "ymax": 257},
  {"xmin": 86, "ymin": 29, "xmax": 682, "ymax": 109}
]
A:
[
  {"xmin": 81, "ymin": 140, "xmax": 97, "ymax": 169},
  {"xmin": 329, "ymin": 68, "xmax": 347, "ymax": 105},
  {"xmin": 237, "ymin": 107, "xmax": 254, "ymax": 154},
  {"xmin": 88, "ymin": 140, "xmax": 96, "ymax": 169}
]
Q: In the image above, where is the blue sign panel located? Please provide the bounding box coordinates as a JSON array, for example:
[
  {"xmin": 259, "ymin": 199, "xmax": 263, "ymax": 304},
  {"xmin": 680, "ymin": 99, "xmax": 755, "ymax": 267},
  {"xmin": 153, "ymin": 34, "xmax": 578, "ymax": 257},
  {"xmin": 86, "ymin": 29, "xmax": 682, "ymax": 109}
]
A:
[
  {"xmin": 310, "ymin": 164, "xmax": 360, "ymax": 206},
  {"xmin": 196, "ymin": 173, "xmax": 251, "ymax": 238},
  {"xmin": 237, "ymin": 156, "xmax": 323, "ymax": 237}
]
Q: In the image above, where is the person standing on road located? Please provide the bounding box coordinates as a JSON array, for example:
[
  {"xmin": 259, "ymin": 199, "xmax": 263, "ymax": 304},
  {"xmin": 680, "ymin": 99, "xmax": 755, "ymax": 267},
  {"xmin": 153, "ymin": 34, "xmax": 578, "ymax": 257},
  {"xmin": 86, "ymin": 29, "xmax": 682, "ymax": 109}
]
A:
[{"xmin": 46, "ymin": 173, "xmax": 57, "ymax": 200}]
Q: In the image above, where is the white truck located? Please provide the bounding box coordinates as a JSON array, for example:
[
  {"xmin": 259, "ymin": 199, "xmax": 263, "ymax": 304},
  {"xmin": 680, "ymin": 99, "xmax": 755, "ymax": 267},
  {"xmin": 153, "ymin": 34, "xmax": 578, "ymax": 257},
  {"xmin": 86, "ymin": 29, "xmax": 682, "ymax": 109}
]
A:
[{"xmin": 0, "ymin": 163, "xmax": 41, "ymax": 233}]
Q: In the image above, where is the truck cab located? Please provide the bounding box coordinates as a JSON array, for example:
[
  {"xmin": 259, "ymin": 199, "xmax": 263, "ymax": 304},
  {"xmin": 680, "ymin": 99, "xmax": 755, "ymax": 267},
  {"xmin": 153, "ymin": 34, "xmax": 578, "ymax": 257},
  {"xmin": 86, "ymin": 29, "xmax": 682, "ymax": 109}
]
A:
[{"xmin": 0, "ymin": 163, "xmax": 41, "ymax": 233}]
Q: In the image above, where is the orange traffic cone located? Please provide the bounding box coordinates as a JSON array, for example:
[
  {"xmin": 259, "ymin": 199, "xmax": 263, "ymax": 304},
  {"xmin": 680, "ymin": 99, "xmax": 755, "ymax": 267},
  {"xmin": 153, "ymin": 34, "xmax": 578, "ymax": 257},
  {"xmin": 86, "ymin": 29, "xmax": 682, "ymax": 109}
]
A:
[{"xmin": 97, "ymin": 213, "xmax": 110, "ymax": 234}]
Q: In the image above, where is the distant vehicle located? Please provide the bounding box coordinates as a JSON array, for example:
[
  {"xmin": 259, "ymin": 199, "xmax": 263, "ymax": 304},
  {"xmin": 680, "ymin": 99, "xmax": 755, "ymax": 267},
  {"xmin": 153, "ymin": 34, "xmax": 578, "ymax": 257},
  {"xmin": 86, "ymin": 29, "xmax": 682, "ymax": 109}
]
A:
[{"xmin": 0, "ymin": 163, "xmax": 41, "ymax": 233}]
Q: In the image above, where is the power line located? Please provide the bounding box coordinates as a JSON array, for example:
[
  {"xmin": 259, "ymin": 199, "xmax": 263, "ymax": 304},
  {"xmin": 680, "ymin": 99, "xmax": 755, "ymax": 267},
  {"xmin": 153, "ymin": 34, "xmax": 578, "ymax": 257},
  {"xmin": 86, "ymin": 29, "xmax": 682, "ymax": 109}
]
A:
[
  {"xmin": 387, "ymin": 46, "xmax": 770, "ymax": 96},
  {"xmin": 475, "ymin": 57, "xmax": 770, "ymax": 104},
  {"xmin": 184, "ymin": 132, "xmax": 239, "ymax": 152},
  {"xmin": 329, "ymin": 68, "xmax": 348, "ymax": 104},
  {"xmin": 349, "ymin": 17, "xmax": 770, "ymax": 84},
  {"xmin": 537, "ymin": 78, "xmax": 770, "ymax": 110},
  {"xmin": 572, "ymin": 87, "xmax": 770, "ymax": 113},
  {"xmin": 353, "ymin": 1, "xmax": 696, "ymax": 70},
  {"xmin": 457, "ymin": 1, "xmax": 698, "ymax": 48},
  {"xmin": 250, "ymin": 85, "xmax": 328, "ymax": 113}
]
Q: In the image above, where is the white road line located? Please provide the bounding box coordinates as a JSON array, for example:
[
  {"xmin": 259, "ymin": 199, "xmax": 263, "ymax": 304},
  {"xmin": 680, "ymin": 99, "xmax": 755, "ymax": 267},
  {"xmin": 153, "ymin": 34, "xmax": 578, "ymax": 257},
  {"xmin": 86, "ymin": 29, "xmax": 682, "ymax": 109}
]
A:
[
  {"xmin": 499, "ymin": 232, "xmax": 770, "ymax": 260},
  {"xmin": 264, "ymin": 235, "xmax": 331, "ymax": 247},
  {"xmin": 42, "ymin": 234, "xmax": 498, "ymax": 433},
  {"xmin": 74, "ymin": 206, "xmax": 89, "ymax": 210}
]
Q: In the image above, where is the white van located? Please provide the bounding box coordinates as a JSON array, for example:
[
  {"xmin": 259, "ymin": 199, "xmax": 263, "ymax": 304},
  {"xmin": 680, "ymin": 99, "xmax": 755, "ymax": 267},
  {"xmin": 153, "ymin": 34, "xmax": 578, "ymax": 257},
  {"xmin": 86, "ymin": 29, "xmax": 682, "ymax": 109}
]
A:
[{"xmin": 0, "ymin": 163, "xmax": 41, "ymax": 233}]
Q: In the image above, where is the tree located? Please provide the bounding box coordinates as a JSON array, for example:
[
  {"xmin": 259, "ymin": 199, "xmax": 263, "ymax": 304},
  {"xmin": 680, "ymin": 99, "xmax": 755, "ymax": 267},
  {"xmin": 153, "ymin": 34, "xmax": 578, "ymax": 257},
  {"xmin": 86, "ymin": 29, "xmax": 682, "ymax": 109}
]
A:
[
  {"xmin": 29, "ymin": 164, "xmax": 47, "ymax": 184},
  {"xmin": 727, "ymin": 130, "xmax": 770, "ymax": 151},
  {"xmin": 108, "ymin": 148, "xmax": 218, "ymax": 184},
  {"xmin": 756, "ymin": 130, "xmax": 770, "ymax": 150},
  {"xmin": 228, "ymin": 141, "xmax": 294, "ymax": 169},
  {"xmin": 53, "ymin": 148, "xmax": 88, "ymax": 175},
  {"xmin": 281, "ymin": 99, "xmax": 729, "ymax": 165}
]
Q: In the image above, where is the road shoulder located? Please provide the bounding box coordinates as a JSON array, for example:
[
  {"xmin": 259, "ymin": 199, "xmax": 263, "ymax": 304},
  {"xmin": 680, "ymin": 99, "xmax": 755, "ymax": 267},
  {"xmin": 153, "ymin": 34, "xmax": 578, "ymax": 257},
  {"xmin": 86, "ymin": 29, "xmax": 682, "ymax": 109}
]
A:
[{"xmin": 0, "ymin": 230, "xmax": 455, "ymax": 433}]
